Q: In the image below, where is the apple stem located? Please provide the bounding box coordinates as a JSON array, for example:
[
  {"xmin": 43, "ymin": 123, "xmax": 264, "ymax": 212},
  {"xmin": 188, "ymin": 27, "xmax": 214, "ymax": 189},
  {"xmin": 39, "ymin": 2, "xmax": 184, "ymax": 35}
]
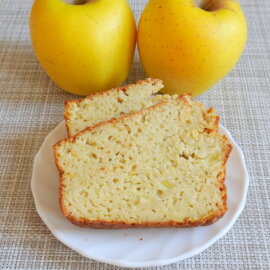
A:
[
  {"xmin": 64, "ymin": 0, "xmax": 93, "ymax": 5},
  {"xmin": 194, "ymin": 0, "xmax": 222, "ymax": 11},
  {"xmin": 202, "ymin": 0, "xmax": 214, "ymax": 11}
]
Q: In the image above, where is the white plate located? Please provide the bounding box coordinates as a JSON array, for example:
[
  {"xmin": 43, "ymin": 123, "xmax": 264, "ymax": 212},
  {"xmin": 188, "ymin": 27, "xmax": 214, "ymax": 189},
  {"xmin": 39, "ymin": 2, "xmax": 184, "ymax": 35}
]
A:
[{"xmin": 31, "ymin": 121, "xmax": 249, "ymax": 268}]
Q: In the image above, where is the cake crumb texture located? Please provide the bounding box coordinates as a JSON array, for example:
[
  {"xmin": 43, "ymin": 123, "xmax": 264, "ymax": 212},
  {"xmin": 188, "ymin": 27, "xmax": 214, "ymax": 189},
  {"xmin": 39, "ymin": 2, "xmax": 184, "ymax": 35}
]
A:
[{"xmin": 54, "ymin": 95, "xmax": 231, "ymax": 228}]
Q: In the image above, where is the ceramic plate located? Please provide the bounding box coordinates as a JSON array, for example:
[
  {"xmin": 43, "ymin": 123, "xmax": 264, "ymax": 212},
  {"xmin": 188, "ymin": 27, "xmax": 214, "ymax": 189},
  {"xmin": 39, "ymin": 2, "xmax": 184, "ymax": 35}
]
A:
[{"xmin": 31, "ymin": 121, "xmax": 249, "ymax": 267}]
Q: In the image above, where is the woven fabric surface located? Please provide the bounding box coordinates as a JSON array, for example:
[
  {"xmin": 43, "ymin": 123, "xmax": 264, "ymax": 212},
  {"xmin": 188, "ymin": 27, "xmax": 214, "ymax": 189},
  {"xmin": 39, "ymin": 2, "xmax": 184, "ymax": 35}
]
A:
[{"xmin": 0, "ymin": 0, "xmax": 269, "ymax": 269}]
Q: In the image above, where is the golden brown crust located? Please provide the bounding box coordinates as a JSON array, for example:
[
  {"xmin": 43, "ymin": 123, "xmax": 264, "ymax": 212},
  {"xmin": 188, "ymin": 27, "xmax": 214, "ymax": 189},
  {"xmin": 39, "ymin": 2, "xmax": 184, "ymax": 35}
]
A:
[
  {"xmin": 54, "ymin": 95, "xmax": 232, "ymax": 229},
  {"xmin": 207, "ymin": 107, "xmax": 219, "ymax": 131},
  {"xmin": 64, "ymin": 113, "xmax": 72, "ymax": 137},
  {"xmin": 215, "ymin": 115, "xmax": 220, "ymax": 129},
  {"xmin": 65, "ymin": 78, "xmax": 162, "ymax": 105},
  {"xmin": 66, "ymin": 210, "xmax": 226, "ymax": 229},
  {"xmin": 217, "ymin": 135, "xmax": 232, "ymax": 220},
  {"xmin": 64, "ymin": 78, "xmax": 163, "ymax": 137}
]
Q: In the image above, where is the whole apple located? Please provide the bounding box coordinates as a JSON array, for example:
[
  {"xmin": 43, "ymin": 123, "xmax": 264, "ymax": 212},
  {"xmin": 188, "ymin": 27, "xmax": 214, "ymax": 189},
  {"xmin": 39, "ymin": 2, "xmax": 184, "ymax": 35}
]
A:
[
  {"xmin": 138, "ymin": 0, "xmax": 247, "ymax": 96},
  {"xmin": 29, "ymin": 0, "xmax": 136, "ymax": 96}
]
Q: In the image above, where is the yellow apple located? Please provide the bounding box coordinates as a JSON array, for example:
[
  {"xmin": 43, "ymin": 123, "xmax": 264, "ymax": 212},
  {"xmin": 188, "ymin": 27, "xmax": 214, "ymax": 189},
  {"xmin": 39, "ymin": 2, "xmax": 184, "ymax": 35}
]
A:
[
  {"xmin": 29, "ymin": 0, "xmax": 136, "ymax": 96},
  {"xmin": 138, "ymin": 0, "xmax": 247, "ymax": 96}
]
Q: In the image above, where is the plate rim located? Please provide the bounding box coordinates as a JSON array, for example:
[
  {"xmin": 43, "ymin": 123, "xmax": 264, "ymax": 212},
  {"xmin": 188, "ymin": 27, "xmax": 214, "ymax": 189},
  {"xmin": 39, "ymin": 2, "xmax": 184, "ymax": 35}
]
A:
[{"xmin": 31, "ymin": 121, "xmax": 249, "ymax": 268}]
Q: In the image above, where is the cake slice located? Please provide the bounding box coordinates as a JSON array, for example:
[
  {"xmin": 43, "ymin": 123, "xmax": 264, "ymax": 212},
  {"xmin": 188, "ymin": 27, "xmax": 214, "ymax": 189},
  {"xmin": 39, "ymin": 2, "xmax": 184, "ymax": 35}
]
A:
[
  {"xmin": 54, "ymin": 96, "xmax": 232, "ymax": 228},
  {"xmin": 64, "ymin": 78, "xmax": 219, "ymax": 136}
]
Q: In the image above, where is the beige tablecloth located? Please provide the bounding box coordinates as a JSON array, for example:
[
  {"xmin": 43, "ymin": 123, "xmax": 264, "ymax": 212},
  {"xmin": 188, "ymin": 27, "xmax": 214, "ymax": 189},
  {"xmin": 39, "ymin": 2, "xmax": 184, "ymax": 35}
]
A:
[{"xmin": 0, "ymin": 0, "xmax": 269, "ymax": 269}]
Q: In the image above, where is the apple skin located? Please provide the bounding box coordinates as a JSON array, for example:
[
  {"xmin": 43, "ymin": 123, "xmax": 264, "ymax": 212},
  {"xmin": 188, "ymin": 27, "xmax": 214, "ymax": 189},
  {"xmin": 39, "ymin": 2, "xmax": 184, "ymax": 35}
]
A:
[
  {"xmin": 138, "ymin": 0, "xmax": 247, "ymax": 96},
  {"xmin": 29, "ymin": 0, "xmax": 136, "ymax": 96}
]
